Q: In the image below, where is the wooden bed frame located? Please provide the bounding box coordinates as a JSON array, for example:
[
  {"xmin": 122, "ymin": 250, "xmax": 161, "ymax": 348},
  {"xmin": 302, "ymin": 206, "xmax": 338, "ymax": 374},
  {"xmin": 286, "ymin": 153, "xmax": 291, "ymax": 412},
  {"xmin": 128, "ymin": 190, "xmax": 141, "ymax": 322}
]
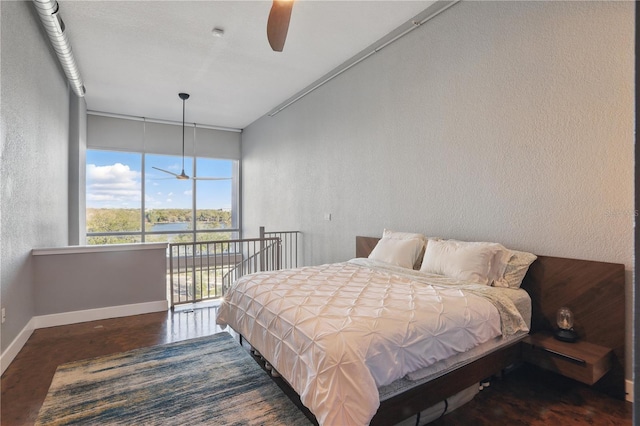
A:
[{"xmin": 355, "ymin": 236, "xmax": 626, "ymax": 425}]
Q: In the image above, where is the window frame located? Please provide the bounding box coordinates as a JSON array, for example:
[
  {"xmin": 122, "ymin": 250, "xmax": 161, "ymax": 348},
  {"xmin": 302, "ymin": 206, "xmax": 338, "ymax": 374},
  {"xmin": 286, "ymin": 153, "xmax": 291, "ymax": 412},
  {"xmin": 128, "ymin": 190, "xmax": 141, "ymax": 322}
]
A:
[{"xmin": 86, "ymin": 148, "xmax": 240, "ymax": 244}]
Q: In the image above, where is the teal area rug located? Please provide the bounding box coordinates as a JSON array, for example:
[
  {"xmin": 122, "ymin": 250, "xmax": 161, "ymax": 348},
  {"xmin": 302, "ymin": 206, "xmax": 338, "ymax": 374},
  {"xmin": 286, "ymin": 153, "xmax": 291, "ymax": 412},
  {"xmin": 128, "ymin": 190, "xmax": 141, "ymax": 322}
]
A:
[{"xmin": 35, "ymin": 332, "xmax": 312, "ymax": 425}]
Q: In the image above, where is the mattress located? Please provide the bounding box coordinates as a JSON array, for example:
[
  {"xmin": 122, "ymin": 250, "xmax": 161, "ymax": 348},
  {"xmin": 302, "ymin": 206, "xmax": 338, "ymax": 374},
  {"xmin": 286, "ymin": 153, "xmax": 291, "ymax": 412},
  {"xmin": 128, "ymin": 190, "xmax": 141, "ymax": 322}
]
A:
[
  {"xmin": 395, "ymin": 284, "xmax": 531, "ymax": 388},
  {"xmin": 216, "ymin": 259, "xmax": 529, "ymax": 426}
]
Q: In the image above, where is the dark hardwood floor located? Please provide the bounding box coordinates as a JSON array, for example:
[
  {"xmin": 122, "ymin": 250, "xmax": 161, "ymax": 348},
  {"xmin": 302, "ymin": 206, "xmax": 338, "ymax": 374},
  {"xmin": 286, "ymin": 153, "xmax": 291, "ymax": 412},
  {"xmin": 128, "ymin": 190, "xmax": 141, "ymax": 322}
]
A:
[
  {"xmin": 1, "ymin": 306, "xmax": 632, "ymax": 425},
  {"xmin": 429, "ymin": 367, "xmax": 631, "ymax": 426}
]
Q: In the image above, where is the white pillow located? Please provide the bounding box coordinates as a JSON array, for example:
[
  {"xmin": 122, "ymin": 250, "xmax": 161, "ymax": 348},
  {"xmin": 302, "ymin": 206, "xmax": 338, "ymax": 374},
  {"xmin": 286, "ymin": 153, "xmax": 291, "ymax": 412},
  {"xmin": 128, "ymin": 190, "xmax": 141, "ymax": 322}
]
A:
[
  {"xmin": 493, "ymin": 250, "xmax": 537, "ymax": 288},
  {"xmin": 381, "ymin": 229, "xmax": 426, "ymax": 242},
  {"xmin": 368, "ymin": 230, "xmax": 426, "ymax": 269},
  {"xmin": 420, "ymin": 239, "xmax": 506, "ymax": 285},
  {"xmin": 448, "ymin": 240, "xmax": 512, "ymax": 286}
]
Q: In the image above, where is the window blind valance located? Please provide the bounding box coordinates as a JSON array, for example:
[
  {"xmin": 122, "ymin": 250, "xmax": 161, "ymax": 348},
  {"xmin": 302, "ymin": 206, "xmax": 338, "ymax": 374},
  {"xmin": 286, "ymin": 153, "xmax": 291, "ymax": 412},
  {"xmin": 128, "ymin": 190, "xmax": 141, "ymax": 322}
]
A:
[{"xmin": 87, "ymin": 114, "xmax": 241, "ymax": 160}]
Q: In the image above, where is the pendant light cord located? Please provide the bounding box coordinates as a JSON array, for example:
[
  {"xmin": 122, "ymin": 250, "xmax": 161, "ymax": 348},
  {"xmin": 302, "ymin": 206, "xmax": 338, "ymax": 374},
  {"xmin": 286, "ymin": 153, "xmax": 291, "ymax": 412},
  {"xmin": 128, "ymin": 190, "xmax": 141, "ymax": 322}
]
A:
[{"xmin": 182, "ymin": 97, "xmax": 185, "ymax": 172}]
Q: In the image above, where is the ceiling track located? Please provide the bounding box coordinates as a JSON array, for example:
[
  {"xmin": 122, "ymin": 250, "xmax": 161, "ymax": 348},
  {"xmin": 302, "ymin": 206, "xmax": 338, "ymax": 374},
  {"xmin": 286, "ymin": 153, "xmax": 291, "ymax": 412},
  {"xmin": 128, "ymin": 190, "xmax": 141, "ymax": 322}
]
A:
[
  {"xmin": 268, "ymin": 0, "xmax": 460, "ymax": 118},
  {"xmin": 87, "ymin": 110, "xmax": 243, "ymax": 133},
  {"xmin": 33, "ymin": 0, "xmax": 86, "ymax": 97}
]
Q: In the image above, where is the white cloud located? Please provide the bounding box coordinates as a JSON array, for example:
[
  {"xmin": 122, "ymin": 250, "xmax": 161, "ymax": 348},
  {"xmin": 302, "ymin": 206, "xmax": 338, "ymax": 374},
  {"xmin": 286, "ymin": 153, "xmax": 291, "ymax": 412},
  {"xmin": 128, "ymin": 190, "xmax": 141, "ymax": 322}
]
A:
[
  {"xmin": 87, "ymin": 163, "xmax": 141, "ymax": 207},
  {"xmin": 184, "ymin": 190, "xmax": 192, "ymax": 196},
  {"xmin": 88, "ymin": 163, "xmax": 138, "ymax": 182}
]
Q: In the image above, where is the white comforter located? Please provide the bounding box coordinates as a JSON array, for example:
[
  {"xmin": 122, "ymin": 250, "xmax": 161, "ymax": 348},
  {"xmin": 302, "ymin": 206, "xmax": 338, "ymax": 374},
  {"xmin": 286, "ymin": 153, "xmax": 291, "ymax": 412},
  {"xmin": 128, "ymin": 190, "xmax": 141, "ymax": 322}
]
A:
[{"xmin": 216, "ymin": 259, "xmax": 528, "ymax": 426}]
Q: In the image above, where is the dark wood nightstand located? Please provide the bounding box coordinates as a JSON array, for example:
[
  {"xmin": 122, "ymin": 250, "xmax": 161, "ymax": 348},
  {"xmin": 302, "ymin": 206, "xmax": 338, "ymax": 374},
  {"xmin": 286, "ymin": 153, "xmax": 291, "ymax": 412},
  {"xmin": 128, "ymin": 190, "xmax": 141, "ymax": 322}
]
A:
[{"xmin": 522, "ymin": 331, "xmax": 613, "ymax": 385}]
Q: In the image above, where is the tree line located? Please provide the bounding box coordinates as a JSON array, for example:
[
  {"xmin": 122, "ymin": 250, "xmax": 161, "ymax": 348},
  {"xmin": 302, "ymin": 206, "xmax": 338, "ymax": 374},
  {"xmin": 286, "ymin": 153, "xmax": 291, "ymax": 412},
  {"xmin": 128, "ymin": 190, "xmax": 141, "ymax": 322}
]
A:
[
  {"xmin": 87, "ymin": 208, "xmax": 232, "ymax": 233},
  {"xmin": 145, "ymin": 208, "xmax": 231, "ymax": 225}
]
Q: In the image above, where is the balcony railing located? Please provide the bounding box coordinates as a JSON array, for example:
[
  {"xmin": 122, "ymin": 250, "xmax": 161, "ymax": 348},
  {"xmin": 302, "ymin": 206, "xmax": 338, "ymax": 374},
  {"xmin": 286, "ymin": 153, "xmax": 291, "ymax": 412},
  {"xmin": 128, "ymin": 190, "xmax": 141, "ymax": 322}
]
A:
[
  {"xmin": 260, "ymin": 227, "xmax": 300, "ymax": 270},
  {"xmin": 168, "ymin": 230, "xmax": 301, "ymax": 307}
]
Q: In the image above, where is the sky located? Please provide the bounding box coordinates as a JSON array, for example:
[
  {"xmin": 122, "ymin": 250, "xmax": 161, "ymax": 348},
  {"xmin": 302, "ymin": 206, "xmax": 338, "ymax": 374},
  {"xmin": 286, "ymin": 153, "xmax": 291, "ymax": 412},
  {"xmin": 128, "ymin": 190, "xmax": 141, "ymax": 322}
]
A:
[{"xmin": 86, "ymin": 150, "xmax": 233, "ymax": 210}]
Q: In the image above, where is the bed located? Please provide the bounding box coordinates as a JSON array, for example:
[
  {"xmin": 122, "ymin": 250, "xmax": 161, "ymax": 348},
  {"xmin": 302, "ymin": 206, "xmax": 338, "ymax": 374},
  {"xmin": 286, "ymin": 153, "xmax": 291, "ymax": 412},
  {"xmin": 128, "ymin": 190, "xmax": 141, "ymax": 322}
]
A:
[{"xmin": 216, "ymin": 233, "xmax": 626, "ymax": 425}]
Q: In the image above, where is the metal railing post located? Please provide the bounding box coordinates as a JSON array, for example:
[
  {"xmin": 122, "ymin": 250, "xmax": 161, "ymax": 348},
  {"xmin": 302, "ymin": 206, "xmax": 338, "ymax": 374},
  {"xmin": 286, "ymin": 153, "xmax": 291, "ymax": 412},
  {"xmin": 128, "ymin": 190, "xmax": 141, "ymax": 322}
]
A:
[
  {"xmin": 169, "ymin": 245, "xmax": 175, "ymax": 308},
  {"xmin": 191, "ymin": 242, "xmax": 197, "ymax": 302},
  {"xmin": 259, "ymin": 226, "xmax": 265, "ymax": 272}
]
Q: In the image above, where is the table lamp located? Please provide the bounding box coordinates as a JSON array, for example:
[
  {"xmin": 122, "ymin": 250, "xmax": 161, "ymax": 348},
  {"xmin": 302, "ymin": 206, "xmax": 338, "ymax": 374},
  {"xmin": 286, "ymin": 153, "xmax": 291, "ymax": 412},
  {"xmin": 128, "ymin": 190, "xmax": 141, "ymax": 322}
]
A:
[{"xmin": 554, "ymin": 306, "xmax": 578, "ymax": 343}]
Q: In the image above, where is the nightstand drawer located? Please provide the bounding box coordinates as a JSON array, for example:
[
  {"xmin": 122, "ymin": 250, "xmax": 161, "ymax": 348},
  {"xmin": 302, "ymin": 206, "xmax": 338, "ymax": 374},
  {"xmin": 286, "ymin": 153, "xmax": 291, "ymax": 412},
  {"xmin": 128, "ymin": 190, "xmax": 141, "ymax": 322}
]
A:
[{"xmin": 522, "ymin": 333, "xmax": 612, "ymax": 385}]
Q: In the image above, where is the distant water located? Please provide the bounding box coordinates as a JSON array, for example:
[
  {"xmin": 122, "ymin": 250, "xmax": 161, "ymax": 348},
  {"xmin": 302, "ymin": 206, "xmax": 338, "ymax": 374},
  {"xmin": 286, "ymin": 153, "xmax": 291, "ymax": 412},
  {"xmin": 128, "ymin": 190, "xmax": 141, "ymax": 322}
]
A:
[
  {"xmin": 149, "ymin": 222, "xmax": 190, "ymax": 232},
  {"xmin": 149, "ymin": 222, "xmax": 228, "ymax": 232}
]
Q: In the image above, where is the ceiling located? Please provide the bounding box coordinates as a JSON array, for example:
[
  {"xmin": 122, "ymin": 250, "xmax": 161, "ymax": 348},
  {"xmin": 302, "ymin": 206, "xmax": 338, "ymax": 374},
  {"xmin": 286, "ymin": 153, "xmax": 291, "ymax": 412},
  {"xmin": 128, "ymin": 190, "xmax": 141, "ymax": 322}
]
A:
[{"xmin": 58, "ymin": 0, "xmax": 435, "ymax": 130}]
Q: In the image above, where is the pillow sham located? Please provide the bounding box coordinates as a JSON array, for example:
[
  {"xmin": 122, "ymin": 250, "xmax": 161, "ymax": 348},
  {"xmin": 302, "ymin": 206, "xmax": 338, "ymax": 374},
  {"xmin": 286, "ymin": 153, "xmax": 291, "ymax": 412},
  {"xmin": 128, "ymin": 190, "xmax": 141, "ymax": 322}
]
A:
[
  {"xmin": 485, "ymin": 243, "xmax": 512, "ymax": 285},
  {"xmin": 368, "ymin": 230, "xmax": 426, "ymax": 269},
  {"xmin": 493, "ymin": 250, "xmax": 537, "ymax": 288},
  {"xmin": 420, "ymin": 239, "xmax": 508, "ymax": 285},
  {"xmin": 384, "ymin": 230, "xmax": 430, "ymax": 269}
]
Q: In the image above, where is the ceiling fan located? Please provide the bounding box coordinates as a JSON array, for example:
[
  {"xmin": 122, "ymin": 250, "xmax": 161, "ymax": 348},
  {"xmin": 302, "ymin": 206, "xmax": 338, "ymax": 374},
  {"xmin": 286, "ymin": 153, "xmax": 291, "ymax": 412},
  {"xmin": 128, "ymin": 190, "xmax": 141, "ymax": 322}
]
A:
[
  {"xmin": 267, "ymin": 0, "xmax": 295, "ymax": 52},
  {"xmin": 152, "ymin": 93, "xmax": 230, "ymax": 182}
]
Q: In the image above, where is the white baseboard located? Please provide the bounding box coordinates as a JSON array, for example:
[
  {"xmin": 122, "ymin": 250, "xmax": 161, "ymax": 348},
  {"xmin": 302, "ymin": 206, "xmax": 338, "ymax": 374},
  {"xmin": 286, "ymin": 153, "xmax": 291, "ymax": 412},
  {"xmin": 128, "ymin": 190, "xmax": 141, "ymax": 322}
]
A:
[
  {"xmin": 1, "ymin": 300, "xmax": 168, "ymax": 375},
  {"xmin": 33, "ymin": 300, "xmax": 168, "ymax": 329},
  {"xmin": 1, "ymin": 318, "xmax": 36, "ymax": 375},
  {"xmin": 626, "ymin": 379, "xmax": 633, "ymax": 403}
]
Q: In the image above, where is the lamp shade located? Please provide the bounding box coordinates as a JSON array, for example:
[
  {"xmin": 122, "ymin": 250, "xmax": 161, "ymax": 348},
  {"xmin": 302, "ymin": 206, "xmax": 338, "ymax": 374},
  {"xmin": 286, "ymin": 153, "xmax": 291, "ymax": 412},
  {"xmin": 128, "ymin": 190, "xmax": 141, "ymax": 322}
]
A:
[
  {"xmin": 556, "ymin": 306, "xmax": 574, "ymax": 330},
  {"xmin": 554, "ymin": 306, "xmax": 578, "ymax": 343}
]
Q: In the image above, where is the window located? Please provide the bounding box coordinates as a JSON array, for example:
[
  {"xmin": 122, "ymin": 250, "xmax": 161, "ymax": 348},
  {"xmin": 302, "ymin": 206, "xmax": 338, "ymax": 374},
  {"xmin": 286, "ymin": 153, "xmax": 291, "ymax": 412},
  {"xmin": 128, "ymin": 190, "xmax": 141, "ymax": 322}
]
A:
[
  {"xmin": 86, "ymin": 149, "xmax": 238, "ymax": 244},
  {"xmin": 194, "ymin": 158, "xmax": 236, "ymax": 242},
  {"xmin": 86, "ymin": 151, "xmax": 142, "ymax": 244}
]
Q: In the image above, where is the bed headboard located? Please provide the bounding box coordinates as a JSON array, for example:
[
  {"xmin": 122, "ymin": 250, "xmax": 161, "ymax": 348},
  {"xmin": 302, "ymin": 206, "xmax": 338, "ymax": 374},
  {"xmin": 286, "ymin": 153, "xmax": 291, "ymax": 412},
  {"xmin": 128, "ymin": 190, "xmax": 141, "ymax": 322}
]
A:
[
  {"xmin": 355, "ymin": 235, "xmax": 626, "ymax": 398},
  {"xmin": 356, "ymin": 236, "xmax": 380, "ymax": 259}
]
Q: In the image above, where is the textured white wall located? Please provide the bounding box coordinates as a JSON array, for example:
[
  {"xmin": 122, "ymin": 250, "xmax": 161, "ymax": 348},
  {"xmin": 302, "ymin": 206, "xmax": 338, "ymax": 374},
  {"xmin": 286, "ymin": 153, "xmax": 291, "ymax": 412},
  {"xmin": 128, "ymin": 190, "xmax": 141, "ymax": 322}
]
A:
[
  {"xmin": 69, "ymin": 95, "xmax": 87, "ymax": 245},
  {"xmin": 242, "ymin": 1, "xmax": 634, "ymax": 374},
  {"xmin": 1, "ymin": 1, "xmax": 71, "ymax": 351}
]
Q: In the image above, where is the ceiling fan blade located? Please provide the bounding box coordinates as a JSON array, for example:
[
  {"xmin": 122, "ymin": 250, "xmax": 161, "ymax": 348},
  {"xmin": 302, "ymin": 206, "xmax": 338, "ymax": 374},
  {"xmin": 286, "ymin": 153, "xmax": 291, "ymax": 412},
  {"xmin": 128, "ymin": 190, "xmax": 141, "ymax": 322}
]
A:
[
  {"xmin": 152, "ymin": 166, "xmax": 181, "ymax": 178},
  {"xmin": 192, "ymin": 177, "xmax": 232, "ymax": 181},
  {"xmin": 152, "ymin": 167, "xmax": 190, "ymax": 180},
  {"xmin": 267, "ymin": 0, "xmax": 294, "ymax": 52}
]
